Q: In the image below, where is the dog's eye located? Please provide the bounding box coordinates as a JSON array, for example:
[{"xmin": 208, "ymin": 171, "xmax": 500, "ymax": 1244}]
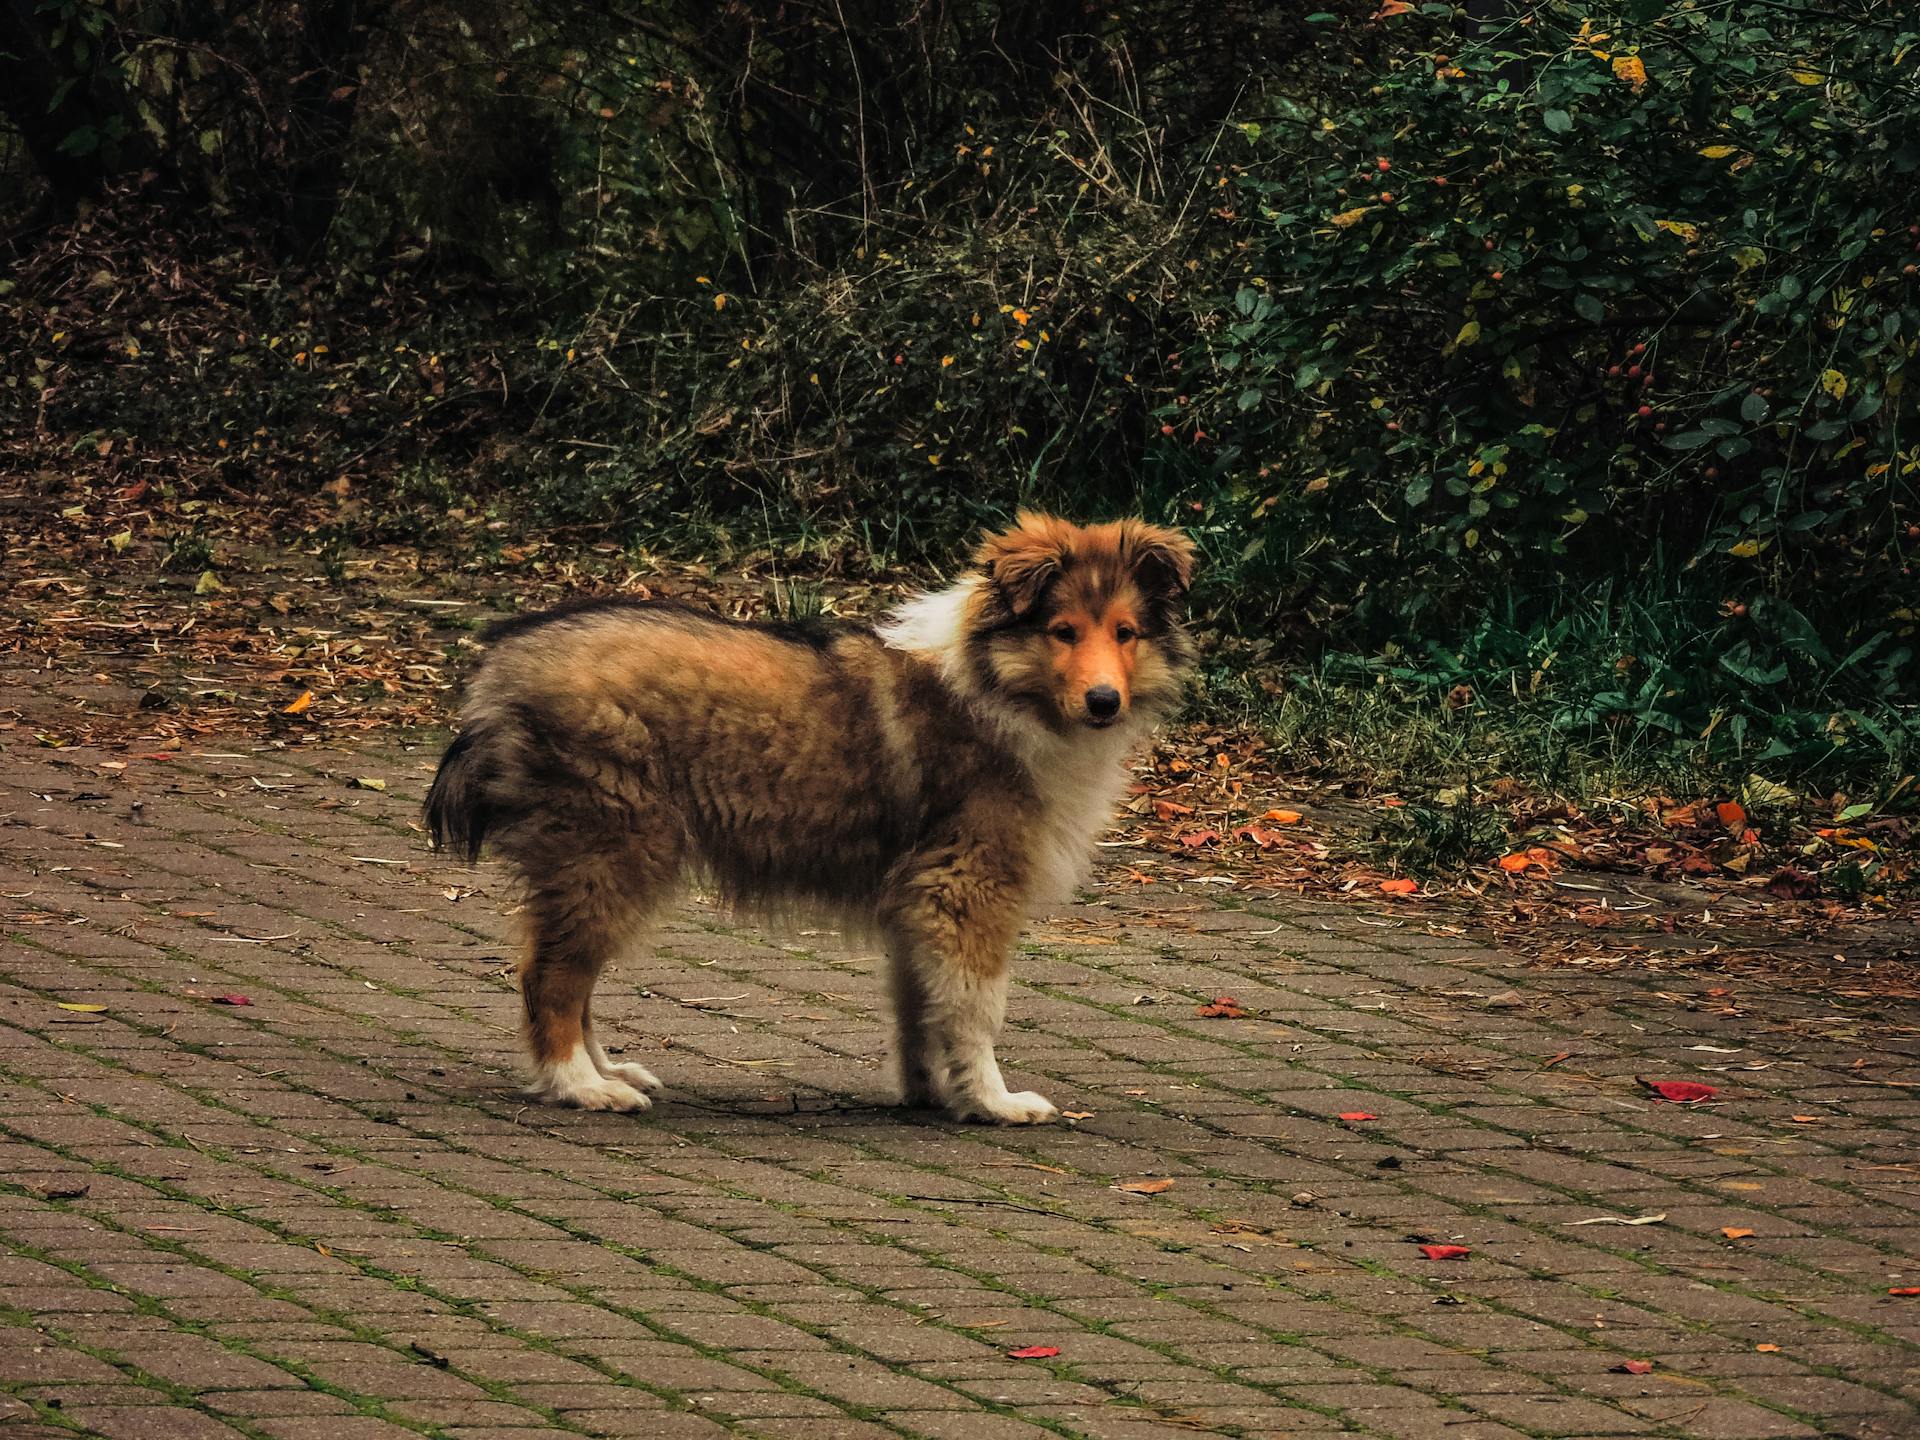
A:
[
  {"xmin": 1049, "ymin": 623, "xmax": 1077, "ymax": 643},
  {"xmin": 1115, "ymin": 624, "xmax": 1138, "ymax": 643}
]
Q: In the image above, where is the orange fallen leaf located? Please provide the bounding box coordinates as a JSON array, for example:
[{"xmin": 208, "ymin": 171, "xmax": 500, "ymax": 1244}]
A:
[
  {"xmin": 1716, "ymin": 800, "xmax": 1747, "ymax": 828},
  {"xmin": 1196, "ymin": 997, "xmax": 1248, "ymax": 1019},
  {"xmin": 1263, "ymin": 809, "xmax": 1303, "ymax": 824},
  {"xmin": 1007, "ymin": 1345, "xmax": 1060, "ymax": 1359},
  {"xmin": 1338, "ymin": 1112, "xmax": 1378, "ymax": 1123},
  {"xmin": 1721, "ymin": 1227, "xmax": 1756, "ymax": 1240},
  {"xmin": 1153, "ymin": 799, "xmax": 1194, "ymax": 821},
  {"xmin": 282, "ymin": 689, "xmax": 315, "ymax": 715},
  {"xmin": 1379, "ymin": 878, "xmax": 1418, "ymax": 895},
  {"xmin": 1755, "ymin": 1343, "xmax": 1780, "ymax": 1353},
  {"xmin": 1178, "ymin": 829, "xmax": 1222, "ymax": 848},
  {"xmin": 1889, "ymin": 1287, "xmax": 1920, "ymax": 1296},
  {"xmin": 1115, "ymin": 1178, "xmax": 1175, "ymax": 1195},
  {"xmin": 1612, "ymin": 1359, "xmax": 1654, "ymax": 1375},
  {"xmin": 1789, "ymin": 1115, "xmax": 1820, "ymax": 1124},
  {"xmin": 1061, "ymin": 1110, "xmax": 1095, "ymax": 1121},
  {"xmin": 1419, "ymin": 1244, "xmax": 1470, "ymax": 1260}
]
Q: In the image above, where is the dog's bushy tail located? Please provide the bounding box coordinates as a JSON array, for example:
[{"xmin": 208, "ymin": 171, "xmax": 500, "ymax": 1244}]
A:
[{"xmin": 425, "ymin": 727, "xmax": 502, "ymax": 861}]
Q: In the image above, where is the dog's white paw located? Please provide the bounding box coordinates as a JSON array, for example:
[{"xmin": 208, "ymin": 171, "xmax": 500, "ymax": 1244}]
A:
[
  {"xmin": 536, "ymin": 1074, "xmax": 653, "ymax": 1112},
  {"xmin": 949, "ymin": 1089, "xmax": 1059, "ymax": 1125},
  {"xmin": 531, "ymin": 1051, "xmax": 653, "ymax": 1111},
  {"xmin": 600, "ymin": 1061, "xmax": 664, "ymax": 1095}
]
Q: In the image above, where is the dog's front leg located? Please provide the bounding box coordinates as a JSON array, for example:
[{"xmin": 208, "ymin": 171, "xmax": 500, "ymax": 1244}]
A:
[
  {"xmin": 884, "ymin": 940, "xmax": 940, "ymax": 1109},
  {"xmin": 883, "ymin": 852, "xmax": 1057, "ymax": 1125}
]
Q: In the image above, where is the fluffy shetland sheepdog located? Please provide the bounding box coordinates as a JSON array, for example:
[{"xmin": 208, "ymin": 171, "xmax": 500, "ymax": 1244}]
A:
[{"xmin": 425, "ymin": 513, "xmax": 1196, "ymax": 1123}]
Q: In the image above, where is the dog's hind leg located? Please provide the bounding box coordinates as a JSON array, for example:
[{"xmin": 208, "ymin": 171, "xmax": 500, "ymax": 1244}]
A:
[{"xmin": 516, "ymin": 837, "xmax": 674, "ymax": 1112}]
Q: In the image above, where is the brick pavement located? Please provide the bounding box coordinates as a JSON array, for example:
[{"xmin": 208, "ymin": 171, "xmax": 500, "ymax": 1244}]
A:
[{"xmin": 3, "ymin": 717, "xmax": 1919, "ymax": 1439}]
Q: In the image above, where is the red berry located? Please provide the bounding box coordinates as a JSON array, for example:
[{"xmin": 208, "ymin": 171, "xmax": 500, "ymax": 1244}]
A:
[
  {"xmin": 1379, "ymin": 191, "xmax": 1394, "ymax": 203},
  {"xmin": 1637, "ymin": 405, "xmax": 1653, "ymax": 418},
  {"xmin": 1731, "ymin": 602, "xmax": 1748, "ymax": 618},
  {"xmin": 1655, "ymin": 421, "xmax": 1667, "ymax": 433},
  {"xmin": 1908, "ymin": 524, "xmax": 1920, "ymax": 539},
  {"xmin": 1386, "ymin": 420, "xmax": 1400, "ymax": 431},
  {"xmin": 893, "ymin": 353, "xmax": 904, "ymax": 364},
  {"xmin": 1433, "ymin": 176, "xmax": 1449, "ymax": 186},
  {"xmin": 1608, "ymin": 365, "xmax": 1621, "ymax": 377},
  {"xmin": 1483, "ymin": 238, "xmax": 1495, "ymax": 250},
  {"xmin": 1491, "ymin": 270, "xmax": 1503, "ymax": 280},
  {"xmin": 1378, "ymin": 157, "xmax": 1392, "ymax": 171},
  {"xmin": 1730, "ymin": 339, "xmax": 1742, "ymax": 349},
  {"xmin": 1627, "ymin": 364, "xmax": 1642, "ymax": 378},
  {"xmin": 1705, "ymin": 467, "xmax": 1720, "ymax": 480},
  {"xmin": 1632, "ymin": 342, "xmax": 1646, "ymax": 355},
  {"xmin": 1193, "ymin": 430, "xmax": 1207, "ymax": 442},
  {"xmin": 1160, "ymin": 423, "xmax": 1175, "ymax": 435},
  {"xmin": 1642, "ymin": 372, "xmax": 1654, "ymax": 386}
]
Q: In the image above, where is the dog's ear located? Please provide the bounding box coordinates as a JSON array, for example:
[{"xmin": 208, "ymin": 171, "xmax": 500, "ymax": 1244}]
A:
[
  {"xmin": 977, "ymin": 512, "xmax": 1074, "ymax": 618},
  {"xmin": 1121, "ymin": 522, "xmax": 1197, "ymax": 604}
]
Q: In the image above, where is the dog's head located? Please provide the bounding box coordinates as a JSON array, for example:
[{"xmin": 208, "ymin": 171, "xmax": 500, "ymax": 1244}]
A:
[{"xmin": 972, "ymin": 512, "xmax": 1198, "ymax": 733}]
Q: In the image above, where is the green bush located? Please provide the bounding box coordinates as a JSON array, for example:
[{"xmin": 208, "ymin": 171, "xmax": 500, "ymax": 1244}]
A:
[{"xmin": 1178, "ymin": 1, "xmax": 1919, "ymax": 767}]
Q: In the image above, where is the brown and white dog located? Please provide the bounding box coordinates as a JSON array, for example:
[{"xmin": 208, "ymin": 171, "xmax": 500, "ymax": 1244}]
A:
[{"xmin": 425, "ymin": 513, "xmax": 1197, "ymax": 1122}]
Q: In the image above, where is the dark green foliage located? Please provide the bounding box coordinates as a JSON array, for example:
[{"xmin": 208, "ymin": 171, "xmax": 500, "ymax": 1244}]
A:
[{"xmin": 2, "ymin": 0, "xmax": 1916, "ymax": 786}]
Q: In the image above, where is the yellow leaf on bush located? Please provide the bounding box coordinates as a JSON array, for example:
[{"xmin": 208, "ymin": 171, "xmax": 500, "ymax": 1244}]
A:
[
  {"xmin": 1699, "ymin": 145, "xmax": 1739, "ymax": 159},
  {"xmin": 1820, "ymin": 369, "xmax": 1848, "ymax": 399},
  {"xmin": 1792, "ymin": 68, "xmax": 1823, "ymax": 85},
  {"xmin": 1612, "ymin": 54, "xmax": 1648, "ymax": 87},
  {"xmin": 1655, "ymin": 220, "xmax": 1699, "ymax": 243},
  {"xmin": 1728, "ymin": 538, "xmax": 1763, "ymax": 558},
  {"xmin": 1329, "ymin": 206, "xmax": 1374, "ymax": 228}
]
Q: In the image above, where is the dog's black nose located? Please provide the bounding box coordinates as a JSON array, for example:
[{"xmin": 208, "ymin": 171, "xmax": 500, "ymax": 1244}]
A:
[{"xmin": 1085, "ymin": 685, "xmax": 1122, "ymax": 720}]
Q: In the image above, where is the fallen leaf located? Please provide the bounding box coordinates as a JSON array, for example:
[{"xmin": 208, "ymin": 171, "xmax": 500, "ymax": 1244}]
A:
[
  {"xmin": 55, "ymin": 1002, "xmax": 108, "ymax": 1012},
  {"xmin": 352, "ymin": 776, "xmax": 387, "ymax": 791},
  {"xmin": 1061, "ymin": 1110, "xmax": 1095, "ymax": 1121},
  {"xmin": 1419, "ymin": 1244, "xmax": 1470, "ymax": 1261},
  {"xmin": 1722, "ymin": 1227, "xmax": 1756, "ymax": 1239},
  {"xmin": 1007, "ymin": 1345, "xmax": 1060, "ymax": 1359},
  {"xmin": 1568, "ymin": 1213, "xmax": 1666, "ymax": 1226},
  {"xmin": 1379, "ymin": 878, "xmax": 1418, "ymax": 895},
  {"xmin": 1612, "ymin": 1359, "xmax": 1655, "ymax": 1375},
  {"xmin": 1716, "ymin": 800, "xmax": 1747, "ymax": 828},
  {"xmin": 1153, "ymin": 799, "xmax": 1194, "ymax": 821},
  {"xmin": 1789, "ymin": 1115, "xmax": 1820, "ymax": 1124},
  {"xmin": 1115, "ymin": 1178, "xmax": 1175, "ymax": 1195},
  {"xmin": 1178, "ymin": 829, "xmax": 1222, "ymax": 848},
  {"xmin": 282, "ymin": 690, "xmax": 314, "ymax": 715},
  {"xmin": 1263, "ymin": 809, "xmax": 1303, "ymax": 824},
  {"xmin": 1329, "ymin": 205, "xmax": 1375, "ymax": 228},
  {"xmin": 1888, "ymin": 1287, "xmax": 1920, "ymax": 1297},
  {"xmin": 1338, "ymin": 1112, "xmax": 1378, "ymax": 1123},
  {"xmin": 1196, "ymin": 996, "xmax": 1248, "ymax": 1018},
  {"xmin": 210, "ymin": 994, "xmax": 253, "ymax": 1006},
  {"xmin": 1755, "ymin": 1343, "xmax": 1780, "ymax": 1352},
  {"xmin": 1638, "ymin": 1077, "xmax": 1718, "ymax": 1104},
  {"xmin": 35, "ymin": 1180, "xmax": 90, "ymax": 1200}
]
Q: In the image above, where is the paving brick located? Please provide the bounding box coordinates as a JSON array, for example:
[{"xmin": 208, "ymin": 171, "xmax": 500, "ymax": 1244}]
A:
[{"xmin": 1, "ymin": 710, "xmax": 1916, "ymax": 1440}]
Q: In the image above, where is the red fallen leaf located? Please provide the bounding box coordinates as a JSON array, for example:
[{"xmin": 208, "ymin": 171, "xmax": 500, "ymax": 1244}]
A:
[
  {"xmin": 1381, "ymin": 796, "xmax": 1405, "ymax": 807},
  {"xmin": 1007, "ymin": 1345, "xmax": 1060, "ymax": 1359},
  {"xmin": 1721, "ymin": 1227, "xmax": 1756, "ymax": 1239},
  {"xmin": 1178, "ymin": 828, "xmax": 1222, "ymax": 848},
  {"xmin": 1612, "ymin": 1360, "xmax": 1655, "ymax": 1375},
  {"xmin": 1638, "ymin": 1077, "xmax": 1718, "ymax": 1104},
  {"xmin": 1196, "ymin": 996, "xmax": 1247, "ymax": 1019},
  {"xmin": 1263, "ymin": 809, "xmax": 1303, "ymax": 824},
  {"xmin": 1889, "ymin": 1287, "xmax": 1920, "ymax": 1297},
  {"xmin": 1379, "ymin": 878, "xmax": 1418, "ymax": 895},
  {"xmin": 210, "ymin": 994, "xmax": 253, "ymax": 1006},
  {"xmin": 1716, "ymin": 800, "xmax": 1747, "ymax": 829},
  {"xmin": 116, "ymin": 479, "xmax": 150, "ymax": 502},
  {"xmin": 1338, "ymin": 1112, "xmax": 1378, "ymax": 1122},
  {"xmin": 1765, "ymin": 867, "xmax": 1819, "ymax": 900},
  {"xmin": 1235, "ymin": 824, "xmax": 1288, "ymax": 848},
  {"xmin": 1153, "ymin": 799, "xmax": 1194, "ymax": 821},
  {"xmin": 1419, "ymin": 1244, "xmax": 1470, "ymax": 1260}
]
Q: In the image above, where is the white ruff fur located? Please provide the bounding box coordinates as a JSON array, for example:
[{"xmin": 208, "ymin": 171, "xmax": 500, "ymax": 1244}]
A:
[{"xmin": 879, "ymin": 577, "xmax": 1142, "ymax": 914}]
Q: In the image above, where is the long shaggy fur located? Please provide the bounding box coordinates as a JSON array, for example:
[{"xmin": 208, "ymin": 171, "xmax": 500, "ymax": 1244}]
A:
[{"xmin": 428, "ymin": 513, "xmax": 1197, "ymax": 1121}]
